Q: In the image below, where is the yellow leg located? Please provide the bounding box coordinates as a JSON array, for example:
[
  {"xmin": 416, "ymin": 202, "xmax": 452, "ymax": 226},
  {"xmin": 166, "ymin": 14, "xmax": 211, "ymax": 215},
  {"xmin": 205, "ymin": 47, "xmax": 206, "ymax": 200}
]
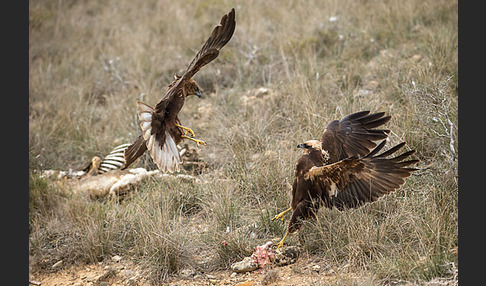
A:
[
  {"xmin": 275, "ymin": 231, "xmax": 289, "ymax": 250},
  {"xmin": 181, "ymin": 135, "xmax": 207, "ymax": 148},
  {"xmin": 176, "ymin": 124, "xmax": 196, "ymax": 137},
  {"xmin": 272, "ymin": 207, "xmax": 292, "ymax": 222}
]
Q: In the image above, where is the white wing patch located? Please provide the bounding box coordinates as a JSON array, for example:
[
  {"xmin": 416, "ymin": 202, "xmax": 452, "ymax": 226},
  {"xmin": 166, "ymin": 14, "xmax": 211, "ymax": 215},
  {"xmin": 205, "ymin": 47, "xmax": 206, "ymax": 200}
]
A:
[{"xmin": 137, "ymin": 101, "xmax": 182, "ymax": 173}]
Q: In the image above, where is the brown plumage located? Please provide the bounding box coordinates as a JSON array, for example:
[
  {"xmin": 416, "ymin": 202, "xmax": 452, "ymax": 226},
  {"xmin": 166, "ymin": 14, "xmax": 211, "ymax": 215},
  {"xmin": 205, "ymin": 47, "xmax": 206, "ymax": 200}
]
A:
[
  {"xmin": 272, "ymin": 111, "xmax": 419, "ymax": 249},
  {"xmin": 123, "ymin": 8, "xmax": 236, "ymax": 173}
]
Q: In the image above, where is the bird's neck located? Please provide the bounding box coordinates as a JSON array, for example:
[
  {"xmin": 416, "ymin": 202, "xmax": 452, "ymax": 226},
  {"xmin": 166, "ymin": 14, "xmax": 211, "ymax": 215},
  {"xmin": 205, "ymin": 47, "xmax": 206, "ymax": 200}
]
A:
[{"xmin": 307, "ymin": 149, "xmax": 329, "ymax": 165}]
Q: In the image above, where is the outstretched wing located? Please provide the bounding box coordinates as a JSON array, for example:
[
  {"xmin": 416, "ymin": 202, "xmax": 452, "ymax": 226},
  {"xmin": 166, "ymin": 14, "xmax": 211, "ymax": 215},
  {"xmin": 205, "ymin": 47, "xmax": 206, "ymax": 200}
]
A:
[
  {"xmin": 181, "ymin": 8, "xmax": 236, "ymax": 81},
  {"xmin": 321, "ymin": 111, "xmax": 391, "ymax": 164},
  {"xmin": 155, "ymin": 8, "xmax": 236, "ymax": 114},
  {"xmin": 305, "ymin": 141, "xmax": 419, "ymax": 210}
]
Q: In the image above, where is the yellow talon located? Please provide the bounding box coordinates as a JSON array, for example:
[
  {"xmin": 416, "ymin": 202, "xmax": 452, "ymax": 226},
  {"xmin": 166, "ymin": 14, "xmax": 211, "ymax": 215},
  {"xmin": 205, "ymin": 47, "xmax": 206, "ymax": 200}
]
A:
[
  {"xmin": 176, "ymin": 124, "xmax": 196, "ymax": 137},
  {"xmin": 275, "ymin": 232, "xmax": 289, "ymax": 250},
  {"xmin": 181, "ymin": 135, "xmax": 207, "ymax": 148},
  {"xmin": 272, "ymin": 207, "xmax": 292, "ymax": 222}
]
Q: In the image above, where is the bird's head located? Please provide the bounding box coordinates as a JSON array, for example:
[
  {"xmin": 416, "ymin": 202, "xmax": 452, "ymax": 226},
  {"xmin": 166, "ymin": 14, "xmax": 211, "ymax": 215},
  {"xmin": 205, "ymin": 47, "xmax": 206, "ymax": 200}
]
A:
[
  {"xmin": 184, "ymin": 78, "xmax": 202, "ymax": 98},
  {"xmin": 297, "ymin": 140, "xmax": 329, "ymax": 162},
  {"xmin": 297, "ymin": 140, "xmax": 321, "ymax": 153}
]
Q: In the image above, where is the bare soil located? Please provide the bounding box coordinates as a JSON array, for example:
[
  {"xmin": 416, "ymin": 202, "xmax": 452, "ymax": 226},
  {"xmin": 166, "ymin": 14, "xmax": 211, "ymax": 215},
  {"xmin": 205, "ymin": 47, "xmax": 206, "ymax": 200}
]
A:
[
  {"xmin": 29, "ymin": 254, "xmax": 458, "ymax": 286},
  {"xmin": 29, "ymin": 254, "xmax": 365, "ymax": 286}
]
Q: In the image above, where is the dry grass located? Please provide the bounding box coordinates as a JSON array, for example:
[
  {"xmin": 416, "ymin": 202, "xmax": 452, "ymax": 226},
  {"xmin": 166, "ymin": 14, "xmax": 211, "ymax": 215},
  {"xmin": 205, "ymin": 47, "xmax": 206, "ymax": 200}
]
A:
[{"xmin": 29, "ymin": 0, "xmax": 457, "ymax": 284}]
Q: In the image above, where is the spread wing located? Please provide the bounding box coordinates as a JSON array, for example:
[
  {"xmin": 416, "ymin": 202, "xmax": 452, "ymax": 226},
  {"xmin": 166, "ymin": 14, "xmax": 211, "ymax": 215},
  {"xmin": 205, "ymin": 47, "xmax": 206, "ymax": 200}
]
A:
[
  {"xmin": 305, "ymin": 141, "xmax": 419, "ymax": 210},
  {"xmin": 155, "ymin": 8, "xmax": 236, "ymax": 114},
  {"xmin": 321, "ymin": 111, "xmax": 391, "ymax": 163},
  {"xmin": 181, "ymin": 8, "xmax": 236, "ymax": 81}
]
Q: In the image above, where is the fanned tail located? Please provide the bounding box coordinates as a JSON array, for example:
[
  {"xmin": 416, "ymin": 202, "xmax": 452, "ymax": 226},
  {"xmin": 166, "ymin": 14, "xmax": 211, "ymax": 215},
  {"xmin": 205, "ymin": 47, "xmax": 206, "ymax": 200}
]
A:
[{"xmin": 132, "ymin": 100, "xmax": 182, "ymax": 173}]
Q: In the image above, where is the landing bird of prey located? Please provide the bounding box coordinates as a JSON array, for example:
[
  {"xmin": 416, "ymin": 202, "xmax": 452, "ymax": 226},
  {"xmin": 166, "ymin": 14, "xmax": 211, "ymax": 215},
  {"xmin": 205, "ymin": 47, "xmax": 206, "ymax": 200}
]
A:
[
  {"xmin": 123, "ymin": 8, "xmax": 236, "ymax": 173},
  {"xmin": 271, "ymin": 111, "xmax": 419, "ymax": 249}
]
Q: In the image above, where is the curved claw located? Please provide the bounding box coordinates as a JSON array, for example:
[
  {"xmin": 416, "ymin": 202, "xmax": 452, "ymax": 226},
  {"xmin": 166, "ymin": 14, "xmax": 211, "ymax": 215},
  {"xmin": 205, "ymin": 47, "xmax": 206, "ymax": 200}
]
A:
[
  {"xmin": 194, "ymin": 139, "xmax": 207, "ymax": 149},
  {"xmin": 182, "ymin": 135, "xmax": 206, "ymax": 149},
  {"xmin": 274, "ymin": 232, "xmax": 288, "ymax": 250},
  {"xmin": 272, "ymin": 207, "xmax": 292, "ymax": 222}
]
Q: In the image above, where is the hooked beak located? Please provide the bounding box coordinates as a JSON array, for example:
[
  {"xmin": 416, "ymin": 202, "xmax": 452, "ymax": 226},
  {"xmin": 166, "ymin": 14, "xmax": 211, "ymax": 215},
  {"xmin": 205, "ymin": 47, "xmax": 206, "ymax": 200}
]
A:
[
  {"xmin": 196, "ymin": 90, "xmax": 202, "ymax": 98},
  {"xmin": 297, "ymin": 143, "xmax": 305, "ymax": 149}
]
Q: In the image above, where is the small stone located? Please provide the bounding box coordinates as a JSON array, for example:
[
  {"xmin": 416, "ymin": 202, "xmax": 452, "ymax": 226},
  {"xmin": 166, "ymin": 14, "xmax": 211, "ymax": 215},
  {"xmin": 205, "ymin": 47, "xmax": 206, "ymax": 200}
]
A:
[
  {"xmin": 231, "ymin": 257, "xmax": 258, "ymax": 273},
  {"xmin": 97, "ymin": 268, "xmax": 118, "ymax": 283},
  {"xmin": 412, "ymin": 54, "xmax": 422, "ymax": 62},
  {"xmin": 111, "ymin": 255, "xmax": 122, "ymax": 263},
  {"xmin": 124, "ymin": 270, "xmax": 134, "ymax": 278},
  {"xmin": 230, "ymin": 272, "xmax": 237, "ymax": 278},
  {"xmin": 255, "ymin": 87, "xmax": 269, "ymax": 98},
  {"xmin": 209, "ymin": 279, "xmax": 218, "ymax": 284},
  {"xmin": 99, "ymin": 282, "xmax": 110, "ymax": 286},
  {"xmin": 180, "ymin": 268, "xmax": 196, "ymax": 278},
  {"xmin": 312, "ymin": 265, "xmax": 321, "ymax": 272},
  {"xmin": 52, "ymin": 260, "xmax": 63, "ymax": 269}
]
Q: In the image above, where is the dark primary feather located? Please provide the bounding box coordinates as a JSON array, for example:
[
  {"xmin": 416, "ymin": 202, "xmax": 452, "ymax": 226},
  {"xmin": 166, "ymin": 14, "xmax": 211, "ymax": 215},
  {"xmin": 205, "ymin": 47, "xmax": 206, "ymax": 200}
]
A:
[
  {"xmin": 183, "ymin": 8, "xmax": 236, "ymax": 80},
  {"xmin": 305, "ymin": 140, "xmax": 419, "ymax": 211},
  {"xmin": 320, "ymin": 111, "xmax": 391, "ymax": 163},
  {"xmin": 155, "ymin": 8, "xmax": 236, "ymax": 113}
]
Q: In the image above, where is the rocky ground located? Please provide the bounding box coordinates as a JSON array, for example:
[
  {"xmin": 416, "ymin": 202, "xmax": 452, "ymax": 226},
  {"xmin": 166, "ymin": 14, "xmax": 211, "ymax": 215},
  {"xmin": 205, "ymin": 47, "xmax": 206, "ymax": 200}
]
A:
[
  {"xmin": 29, "ymin": 254, "xmax": 353, "ymax": 286},
  {"xmin": 29, "ymin": 248, "xmax": 457, "ymax": 286}
]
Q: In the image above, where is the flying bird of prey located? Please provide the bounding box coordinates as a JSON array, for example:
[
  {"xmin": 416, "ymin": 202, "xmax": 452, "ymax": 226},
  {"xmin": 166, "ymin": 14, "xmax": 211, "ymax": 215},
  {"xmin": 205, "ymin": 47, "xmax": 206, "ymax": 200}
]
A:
[
  {"xmin": 123, "ymin": 8, "xmax": 236, "ymax": 173},
  {"xmin": 272, "ymin": 111, "xmax": 419, "ymax": 249}
]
